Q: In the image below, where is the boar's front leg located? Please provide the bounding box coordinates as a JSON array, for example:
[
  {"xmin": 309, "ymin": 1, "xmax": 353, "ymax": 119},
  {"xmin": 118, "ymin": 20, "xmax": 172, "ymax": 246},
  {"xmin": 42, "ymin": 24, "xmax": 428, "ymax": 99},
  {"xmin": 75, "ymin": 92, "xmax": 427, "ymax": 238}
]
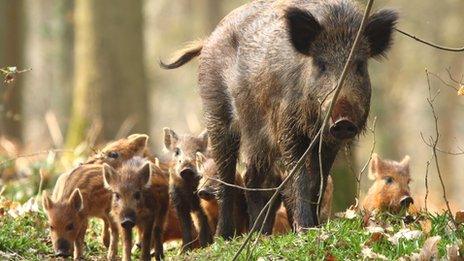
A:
[
  {"xmin": 243, "ymin": 160, "xmax": 281, "ymax": 235},
  {"xmin": 280, "ymin": 129, "xmax": 338, "ymax": 231},
  {"xmin": 140, "ymin": 217, "xmax": 154, "ymax": 261}
]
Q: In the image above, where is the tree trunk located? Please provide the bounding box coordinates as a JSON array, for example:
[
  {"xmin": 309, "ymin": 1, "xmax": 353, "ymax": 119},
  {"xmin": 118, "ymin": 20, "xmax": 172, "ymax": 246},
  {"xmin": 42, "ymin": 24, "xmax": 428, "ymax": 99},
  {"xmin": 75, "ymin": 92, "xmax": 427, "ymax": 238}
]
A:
[
  {"xmin": 66, "ymin": 0, "xmax": 148, "ymax": 148},
  {"xmin": 0, "ymin": 0, "xmax": 24, "ymax": 142}
]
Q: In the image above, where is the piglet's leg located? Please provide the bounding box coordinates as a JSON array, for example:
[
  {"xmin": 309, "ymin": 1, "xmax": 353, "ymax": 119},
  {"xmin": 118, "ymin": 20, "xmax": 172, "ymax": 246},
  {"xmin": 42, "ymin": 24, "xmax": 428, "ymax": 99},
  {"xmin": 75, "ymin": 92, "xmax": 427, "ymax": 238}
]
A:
[
  {"xmin": 122, "ymin": 227, "xmax": 133, "ymax": 261},
  {"xmin": 106, "ymin": 215, "xmax": 119, "ymax": 261},
  {"xmin": 74, "ymin": 219, "xmax": 88, "ymax": 260}
]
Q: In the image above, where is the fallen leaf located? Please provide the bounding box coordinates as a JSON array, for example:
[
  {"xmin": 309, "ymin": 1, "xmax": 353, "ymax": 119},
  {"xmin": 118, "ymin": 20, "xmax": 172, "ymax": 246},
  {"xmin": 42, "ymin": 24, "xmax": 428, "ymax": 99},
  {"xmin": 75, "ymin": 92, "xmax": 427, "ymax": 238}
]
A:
[
  {"xmin": 455, "ymin": 210, "xmax": 464, "ymax": 224},
  {"xmin": 419, "ymin": 236, "xmax": 441, "ymax": 261},
  {"xmin": 361, "ymin": 246, "xmax": 388, "ymax": 260},
  {"xmin": 388, "ymin": 229, "xmax": 422, "ymax": 245},
  {"xmin": 458, "ymin": 86, "xmax": 464, "ymax": 96},
  {"xmin": 365, "ymin": 232, "xmax": 385, "ymax": 246},
  {"xmin": 420, "ymin": 219, "xmax": 432, "ymax": 235},
  {"xmin": 446, "ymin": 244, "xmax": 461, "ymax": 261}
]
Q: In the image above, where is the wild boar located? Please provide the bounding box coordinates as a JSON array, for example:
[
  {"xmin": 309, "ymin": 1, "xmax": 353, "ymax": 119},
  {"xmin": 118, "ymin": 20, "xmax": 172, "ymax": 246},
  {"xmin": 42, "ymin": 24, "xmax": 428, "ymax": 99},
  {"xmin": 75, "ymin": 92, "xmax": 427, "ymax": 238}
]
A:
[
  {"xmin": 162, "ymin": 0, "xmax": 398, "ymax": 236},
  {"xmin": 163, "ymin": 128, "xmax": 213, "ymax": 250},
  {"xmin": 103, "ymin": 157, "xmax": 169, "ymax": 261},
  {"xmin": 363, "ymin": 153, "xmax": 413, "ymax": 213},
  {"xmin": 42, "ymin": 164, "xmax": 118, "ymax": 260},
  {"xmin": 195, "ymin": 152, "xmax": 249, "ymax": 235}
]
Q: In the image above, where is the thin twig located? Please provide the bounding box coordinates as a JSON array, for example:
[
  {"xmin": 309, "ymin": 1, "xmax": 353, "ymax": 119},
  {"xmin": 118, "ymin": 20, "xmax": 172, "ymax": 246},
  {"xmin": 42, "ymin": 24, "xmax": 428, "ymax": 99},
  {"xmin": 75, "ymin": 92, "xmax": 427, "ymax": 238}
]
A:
[
  {"xmin": 445, "ymin": 68, "xmax": 463, "ymax": 85},
  {"xmin": 203, "ymin": 177, "xmax": 277, "ymax": 192},
  {"xmin": 424, "ymin": 69, "xmax": 457, "ymax": 227},
  {"xmin": 428, "ymin": 71, "xmax": 459, "ymax": 91},
  {"xmin": 232, "ymin": 1, "xmax": 375, "ymax": 259},
  {"xmin": 356, "ymin": 117, "xmax": 377, "ymax": 200},
  {"xmin": 395, "ymin": 28, "xmax": 464, "ymax": 52},
  {"xmin": 316, "ymin": 0, "xmax": 374, "ymax": 223},
  {"xmin": 424, "ymin": 160, "xmax": 430, "ymax": 213},
  {"xmin": 0, "ymin": 149, "xmax": 74, "ymax": 169}
]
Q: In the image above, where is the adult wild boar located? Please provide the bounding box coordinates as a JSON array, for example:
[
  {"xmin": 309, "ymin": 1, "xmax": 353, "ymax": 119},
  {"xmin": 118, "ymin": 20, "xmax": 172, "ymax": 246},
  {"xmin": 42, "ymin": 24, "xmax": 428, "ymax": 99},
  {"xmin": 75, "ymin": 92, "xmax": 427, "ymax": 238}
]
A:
[{"xmin": 162, "ymin": 0, "xmax": 398, "ymax": 237}]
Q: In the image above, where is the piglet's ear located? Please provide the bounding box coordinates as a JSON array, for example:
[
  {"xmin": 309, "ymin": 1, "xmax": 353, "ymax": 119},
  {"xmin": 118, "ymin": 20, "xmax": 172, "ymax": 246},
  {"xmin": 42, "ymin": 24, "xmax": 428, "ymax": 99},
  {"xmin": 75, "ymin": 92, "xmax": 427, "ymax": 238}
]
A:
[
  {"xmin": 139, "ymin": 162, "xmax": 152, "ymax": 188},
  {"xmin": 69, "ymin": 189, "xmax": 84, "ymax": 212},
  {"xmin": 400, "ymin": 155, "xmax": 410, "ymax": 173},
  {"xmin": 42, "ymin": 190, "xmax": 54, "ymax": 211},
  {"xmin": 198, "ymin": 129, "xmax": 209, "ymax": 151},
  {"xmin": 128, "ymin": 134, "xmax": 149, "ymax": 152},
  {"xmin": 368, "ymin": 153, "xmax": 380, "ymax": 180},
  {"xmin": 286, "ymin": 7, "xmax": 322, "ymax": 55},
  {"xmin": 163, "ymin": 128, "xmax": 179, "ymax": 151},
  {"xmin": 102, "ymin": 163, "xmax": 116, "ymax": 189},
  {"xmin": 365, "ymin": 9, "xmax": 399, "ymax": 58}
]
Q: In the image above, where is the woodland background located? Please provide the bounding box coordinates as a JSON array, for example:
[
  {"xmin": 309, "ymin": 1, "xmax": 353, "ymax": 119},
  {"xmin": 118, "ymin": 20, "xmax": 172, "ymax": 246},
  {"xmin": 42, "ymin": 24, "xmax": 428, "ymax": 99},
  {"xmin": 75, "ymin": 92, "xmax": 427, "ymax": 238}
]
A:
[{"xmin": 0, "ymin": 0, "xmax": 463, "ymax": 213}]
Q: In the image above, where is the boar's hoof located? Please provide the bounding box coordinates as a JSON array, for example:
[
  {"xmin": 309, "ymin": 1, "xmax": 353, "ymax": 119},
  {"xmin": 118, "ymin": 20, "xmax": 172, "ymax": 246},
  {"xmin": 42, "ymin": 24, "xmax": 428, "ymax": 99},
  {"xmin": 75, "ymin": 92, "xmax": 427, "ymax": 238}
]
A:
[
  {"xmin": 329, "ymin": 119, "xmax": 358, "ymax": 140},
  {"xmin": 399, "ymin": 196, "xmax": 414, "ymax": 208}
]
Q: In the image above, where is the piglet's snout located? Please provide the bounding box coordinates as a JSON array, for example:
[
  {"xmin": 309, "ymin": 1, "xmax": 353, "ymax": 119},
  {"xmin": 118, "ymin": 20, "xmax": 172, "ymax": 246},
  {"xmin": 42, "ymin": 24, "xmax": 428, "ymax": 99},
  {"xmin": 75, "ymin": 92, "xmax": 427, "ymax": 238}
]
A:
[{"xmin": 399, "ymin": 196, "xmax": 414, "ymax": 208}]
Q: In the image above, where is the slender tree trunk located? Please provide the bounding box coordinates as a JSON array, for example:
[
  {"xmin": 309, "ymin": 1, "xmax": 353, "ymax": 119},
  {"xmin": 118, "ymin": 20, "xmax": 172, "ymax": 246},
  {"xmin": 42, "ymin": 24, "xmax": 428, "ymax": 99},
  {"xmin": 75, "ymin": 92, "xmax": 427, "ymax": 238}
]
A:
[
  {"xmin": 22, "ymin": 0, "xmax": 73, "ymax": 151},
  {"xmin": 0, "ymin": 1, "xmax": 24, "ymax": 142},
  {"xmin": 66, "ymin": 0, "xmax": 148, "ymax": 148}
]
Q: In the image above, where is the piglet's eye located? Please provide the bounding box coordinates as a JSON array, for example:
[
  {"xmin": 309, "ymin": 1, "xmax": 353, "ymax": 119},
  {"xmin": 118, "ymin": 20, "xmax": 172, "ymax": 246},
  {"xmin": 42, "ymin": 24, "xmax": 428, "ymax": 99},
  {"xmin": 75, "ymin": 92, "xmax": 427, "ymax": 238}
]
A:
[
  {"xmin": 66, "ymin": 223, "xmax": 74, "ymax": 231},
  {"xmin": 134, "ymin": 192, "xmax": 141, "ymax": 200},
  {"xmin": 114, "ymin": 192, "xmax": 121, "ymax": 200},
  {"xmin": 50, "ymin": 225, "xmax": 55, "ymax": 230},
  {"xmin": 385, "ymin": 177, "xmax": 394, "ymax": 184},
  {"xmin": 174, "ymin": 148, "xmax": 180, "ymax": 157},
  {"xmin": 107, "ymin": 151, "xmax": 119, "ymax": 159}
]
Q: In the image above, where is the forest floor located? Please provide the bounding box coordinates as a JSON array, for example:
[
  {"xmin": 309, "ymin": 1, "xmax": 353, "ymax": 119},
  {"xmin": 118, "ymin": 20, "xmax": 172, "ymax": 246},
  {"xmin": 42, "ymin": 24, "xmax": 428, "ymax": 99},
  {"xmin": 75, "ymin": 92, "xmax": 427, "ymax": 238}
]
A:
[{"xmin": 0, "ymin": 194, "xmax": 462, "ymax": 260}]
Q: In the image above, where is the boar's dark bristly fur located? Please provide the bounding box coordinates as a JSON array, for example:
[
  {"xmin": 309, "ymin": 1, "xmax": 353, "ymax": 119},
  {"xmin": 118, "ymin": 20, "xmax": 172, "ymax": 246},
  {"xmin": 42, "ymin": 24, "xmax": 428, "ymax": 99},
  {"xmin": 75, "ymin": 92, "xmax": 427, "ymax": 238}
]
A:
[{"xmin": 164, "ymin": 0, "xmax": 397, "ymax": 237}]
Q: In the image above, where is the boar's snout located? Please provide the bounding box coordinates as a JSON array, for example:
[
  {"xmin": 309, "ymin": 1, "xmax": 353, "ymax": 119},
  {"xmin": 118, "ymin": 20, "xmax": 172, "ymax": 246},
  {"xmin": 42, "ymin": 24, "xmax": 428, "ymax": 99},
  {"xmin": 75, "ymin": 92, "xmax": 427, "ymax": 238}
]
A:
[
  {"xmin": 55, "ymin": 238, "xmax": 71, "ymax": 257},
  {"xmin": 120, "ymin": 210, "xmax": 136, "ymax": 229},
  {"xmin": 399, "ymin": 196, "xmax": 414, "ymax": 208},
  {"xmin": 329, "ymin": 118, "xmax": 358, "ymax": 140},
  {"xmin": 198, "ymin": 188, "xmax": 215, "ymax": 201}
]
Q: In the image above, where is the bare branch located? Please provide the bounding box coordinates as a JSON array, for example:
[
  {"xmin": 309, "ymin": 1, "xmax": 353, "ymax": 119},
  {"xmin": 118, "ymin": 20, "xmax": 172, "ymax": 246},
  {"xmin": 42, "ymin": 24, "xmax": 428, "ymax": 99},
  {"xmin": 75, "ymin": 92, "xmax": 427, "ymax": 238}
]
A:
[
  {"xmin": 424, "ymin": 69, "xmax": 457, "ymax": 227},
  {"xmin": 201, "ymin": 176, "xmax": 277, "ymax": 192},
  {"xmin": 395, "ymin": 28, "xmax": 464, "ymax": 52},
  {"xmin": 233, "ymin": 0, "xmax": 375, "ymax": 259},
  {"xmin": 356, "ymin": 117, "xmax": 377, "ymax": 200},
  {"xmin": 424, "ymin": 160, "xmax": 430, "ymax": 213}
]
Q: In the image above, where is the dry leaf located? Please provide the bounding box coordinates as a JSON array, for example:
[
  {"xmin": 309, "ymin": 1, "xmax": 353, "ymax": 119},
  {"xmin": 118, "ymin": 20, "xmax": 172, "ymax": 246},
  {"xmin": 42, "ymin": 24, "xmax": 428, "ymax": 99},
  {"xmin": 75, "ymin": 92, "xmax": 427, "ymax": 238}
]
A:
[
  {"xmin": 420, "ymin": 219, "xmax": 432, "ymax": 235},
  {"xmin": 458, "ymin": 86, "xmax": 464, "ymax": 96},
  {"xmin": 365, "ymin": 232, "xmax": 385, "ymax": 246},
  {"xmin": 446, "ymin": 244, "xmax": 461, "ymax": 261},
  {"xmin": 361, "ymin": 246, "xmax": 388, "ymax": 260},
  {"xmin": 455, "ymin": 210, "xmax": 464, "ymax": 224},
  {"xmin": 419, "ymin": 236, "xmax": 441, "ymax": 261},
  {"xmin": 388, "ymin": 229, "xmax": 422, "ymax": 245}
]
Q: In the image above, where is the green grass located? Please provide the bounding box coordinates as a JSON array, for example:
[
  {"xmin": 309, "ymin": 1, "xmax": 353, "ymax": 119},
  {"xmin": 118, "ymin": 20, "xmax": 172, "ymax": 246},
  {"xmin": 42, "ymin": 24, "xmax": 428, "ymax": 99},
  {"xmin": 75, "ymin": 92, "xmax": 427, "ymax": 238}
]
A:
[{"xmin": 1, "ymin": 200, "xmax": 462, "ymax": 261}]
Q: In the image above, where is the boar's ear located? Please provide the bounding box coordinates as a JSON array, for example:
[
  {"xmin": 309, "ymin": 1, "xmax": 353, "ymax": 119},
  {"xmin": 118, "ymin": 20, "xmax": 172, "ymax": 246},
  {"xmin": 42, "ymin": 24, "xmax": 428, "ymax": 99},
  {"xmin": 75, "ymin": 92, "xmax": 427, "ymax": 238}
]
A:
[
  {"xmin": 285, "ymin": 7, "xmax": 322, "ymax": 55},
  {"xmin": 163, "ymin": 127, "xmax": 179, "ymax": 151},
  {"xmin": 198, "ymin": 129, "xmax": 209, "ymax": 150},
  {"xmin": 42, "ymin": 190, "xmax": 54, "ymax": 211},
  {"xmin": 365, "ymin": 9, "xmax": 399, "ymax": 58},
  {"xmin": 69, "ymin": 189, "xmax": 84, "ymax": 212},
  {"xmin": 139, "ymin": 162, "xmax": 152, "ymax": 188},
  {"xmin": 196, "ymin": 152, "xmax": 207, "ymax": 172},
  {"xmin": 102, "ymin": 163, "xmax": 116, "ymax": 189},
  {"xmin": 400, "ymin": 155, "xmax": 410, "ymax": 173},
  {"xmin": 128, "ymin": 134, "xmax": 149, "ymax": 151}
]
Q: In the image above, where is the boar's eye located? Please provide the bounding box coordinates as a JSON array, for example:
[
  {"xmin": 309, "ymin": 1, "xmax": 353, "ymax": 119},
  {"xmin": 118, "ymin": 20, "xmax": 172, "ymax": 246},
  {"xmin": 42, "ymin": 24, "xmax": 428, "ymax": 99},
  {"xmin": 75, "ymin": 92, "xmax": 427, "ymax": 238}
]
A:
[
  {"xmin": 385, "ymin": 176, "xmax": 394, "ymax": 184},
  {"xmin": 107, "ymin": 151, "xmax": 119, "ymax": 159},
  {"xmin": 66, "ymin": 223, "xmax": 74, "ymax": 231},
  {"xmin": 114, "ymin": 192, "xmax": 121, "ymax": 201},
  {"xmin": 314, "ymin": 59, "xmax": 327, "ymax": 74},
  {"xmin": 174, "ymin": 148, "xmax": 181, "ymax": 157},
  {"xmin": 134, "ymin": 191, "xmax": 141, "ymax": 200},
  {"xmin": 356, "ymin": 61, "xmax": 366, "ymax": 75}
]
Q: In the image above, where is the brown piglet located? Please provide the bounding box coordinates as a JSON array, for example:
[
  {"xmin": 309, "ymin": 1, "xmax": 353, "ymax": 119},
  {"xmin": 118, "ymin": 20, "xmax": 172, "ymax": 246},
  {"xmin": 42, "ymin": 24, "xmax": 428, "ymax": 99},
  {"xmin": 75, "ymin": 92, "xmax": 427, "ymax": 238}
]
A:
[
  {"xmin": 163, "ymin": 128, "xmax": 213, "ymax": 251},
  {"xmin": 362, "ymin": 153, "xmax": 413, "ymax": 213},
  {"xmin": 103, "ymin": 157, "xmax": 169, "ymax": 261},
  {"xmin": 42, "ymin": 164, "xmax": 118, "ymax": 260}
]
